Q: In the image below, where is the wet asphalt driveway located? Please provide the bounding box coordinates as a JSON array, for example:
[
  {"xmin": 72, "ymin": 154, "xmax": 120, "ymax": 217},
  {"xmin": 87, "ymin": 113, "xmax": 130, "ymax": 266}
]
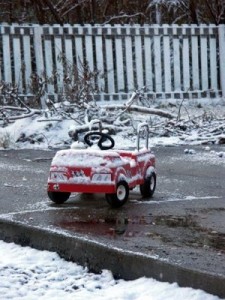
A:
[{"xmin": 0, "ymin": 145, "xmax": 225, "ymax": 297}]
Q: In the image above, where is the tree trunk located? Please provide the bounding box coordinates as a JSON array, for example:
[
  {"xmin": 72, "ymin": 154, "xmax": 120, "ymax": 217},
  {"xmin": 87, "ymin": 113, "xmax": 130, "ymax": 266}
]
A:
[
  {"xmin": 189, "ymin": 0, "xmax": 198, "ymax": 24},
  {"xmin": 90, "ymin": 0, "xmax": 96, "ymax": 24}
]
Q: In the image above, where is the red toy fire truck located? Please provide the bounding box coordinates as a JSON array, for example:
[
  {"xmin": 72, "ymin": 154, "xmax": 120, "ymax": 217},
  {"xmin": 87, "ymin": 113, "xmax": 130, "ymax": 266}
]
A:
[{"xmin": 47, "ymin": 121, "xmax": 156, "ymax": 208}]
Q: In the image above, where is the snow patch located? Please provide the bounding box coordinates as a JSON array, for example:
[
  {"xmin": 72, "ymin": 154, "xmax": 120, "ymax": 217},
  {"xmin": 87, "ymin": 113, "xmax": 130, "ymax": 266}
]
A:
[{"xmin": 0, "ymin": 241, "xmax": 219, "ymax": 300}]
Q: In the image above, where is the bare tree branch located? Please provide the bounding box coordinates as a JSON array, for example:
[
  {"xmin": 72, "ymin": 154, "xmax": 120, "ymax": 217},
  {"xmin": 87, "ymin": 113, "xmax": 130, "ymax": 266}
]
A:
[
  {"xmin": 103, "ymin": 12, "xmax": 146, "ymax": 25},
  {"xmin": 40, "ymin": 0, "xmax": 64, "ymax": 25}
]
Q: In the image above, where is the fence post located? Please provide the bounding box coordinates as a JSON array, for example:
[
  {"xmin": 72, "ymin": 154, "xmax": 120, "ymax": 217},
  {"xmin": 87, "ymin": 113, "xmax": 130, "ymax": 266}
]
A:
[{"xmin": 219, "ymin": 25, "xmax": 225, "ymax": 100}]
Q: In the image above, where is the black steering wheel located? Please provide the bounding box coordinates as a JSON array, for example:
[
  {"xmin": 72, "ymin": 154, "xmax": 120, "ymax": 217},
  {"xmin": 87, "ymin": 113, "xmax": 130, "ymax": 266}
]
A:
[{"xmin": 84, "ymin": 131, "xmax": 115, "ymax": 150}]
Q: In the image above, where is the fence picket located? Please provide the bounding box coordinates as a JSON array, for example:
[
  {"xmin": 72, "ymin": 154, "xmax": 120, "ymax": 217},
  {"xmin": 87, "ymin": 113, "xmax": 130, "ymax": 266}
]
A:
[
  {"xmin": 33, "ymin": 26, "xmax": 44, "ymax": 76},
  {"xmin": 173, "ymin": 26, "xmax": 181, "ymax": 91},
  {"xmin": 163, "ymin": 27, "xmax": 171, "ymax": 92},
  {"xmin": 105, "ymin": 26, "xmax": 115, "ymax": 94},
  {"xmin": 95, "ymin": 27, "xmax": 105, "ymax": 92},
  {"xmin": 13, "ymin": 36, "xmax": 22, "ymax": 91},
  {"xmin": 64, "ymin": 41, "xmax": 73, "ymax": 84},
  {"xmin": 84, "ymin": 25, "xmax": 94, "ymax": 71},
  {"xmin": 200, "ymin": 26, "xmax": 209, "ymax": 91},
  {"xmin": 209, "ymin": 35, "xmax": 217, "ymax": 90},
  {"xmin": 191, "ymin": 27, "xmax": 200, "ymax": 91},
  {"xmin": 23, "ymin": 33, "xmax": 32, "ymax": 93},
  {"xmin": 43, "ymin": 27, "xmax": 54, "ymax": 94},
  {"xmin": 125, "ymin": 29, "xmax": 134, "ymax": 93},
  {"xmin": 134, "ymin": 26, "xmax": 144, "ymax": 89},
  {"xmin": 64, "ymin": 26, "xmax": 74, "ymax": 68},
  {"xmin": 153, "ymin": 27, "xmax": 162, "ymax": 93},
  {"xmin": 182, "ymin": 28, "xmax": 190, "ymax": 91},
  {"xmin": 64, "ymin": 25, "xmax": 74, "ymax": 69},
  {"xmin": 144, "ymin": 27, "xmax": 153, "ymax": 92},
  {"xmin": 75, "ymin": 26, "xmax": 84, "ymax": 69},
  {"xmin": 54, "ymin": 26, "xmax": 64, "ymax": 91},
  {"xmin": 218, "ymin": 25, "xmax": 225, "ymax": 99},
  {"xmin": 33, "ymin": 26, "xmax": 47, "ymax": 107},
  {"xmin": 115, "ymin": 26, "xmax": 125, "ymax": 92},
  {"xmin": 2, "ymin": 32, "xmax": 12, "ymax": 83}
]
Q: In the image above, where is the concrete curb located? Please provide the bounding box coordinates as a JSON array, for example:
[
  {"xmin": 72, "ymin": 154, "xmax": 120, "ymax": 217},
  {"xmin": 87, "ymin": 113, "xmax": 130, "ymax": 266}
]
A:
[{"xmin": 0, "ymin": 217, "xmax": 225, "ymax": 298}]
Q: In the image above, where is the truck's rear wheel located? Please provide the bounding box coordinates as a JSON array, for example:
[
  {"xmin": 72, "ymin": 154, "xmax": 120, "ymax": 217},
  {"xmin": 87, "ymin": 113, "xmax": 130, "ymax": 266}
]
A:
[
  {"xmin": 140, "ymin": 172, "xmax": 156, "ymax": 198},
  {"xmin": 105, "ymin": 181, "xmax": 129, "ymax": 208},
  {"xmin": 48, "ymin": 191, "xmax": 71, "ymax": 204}
]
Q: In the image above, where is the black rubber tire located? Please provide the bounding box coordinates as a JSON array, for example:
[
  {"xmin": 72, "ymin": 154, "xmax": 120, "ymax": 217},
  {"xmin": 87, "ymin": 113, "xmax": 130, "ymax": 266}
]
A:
[
  {"xmin": 84, "ymin": 131, "xmax": 115, "ymax": 150},
  {"xmin": 140, "ymin": 172, "xmax": 156, "ymax": 198},
  {"xmin": 105, "ymin": 180, "xmax": 129, "ymax": 208},
  {"xmin": 48, "ymin": 191, "xmax": 71, "ymax": 204}
]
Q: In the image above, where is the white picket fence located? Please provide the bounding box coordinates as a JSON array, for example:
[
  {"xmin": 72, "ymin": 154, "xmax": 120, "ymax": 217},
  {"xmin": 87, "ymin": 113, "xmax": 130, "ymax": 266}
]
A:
[{"xmin": 0, "ymin": 23, "xmax": 225, "ymax": 101}]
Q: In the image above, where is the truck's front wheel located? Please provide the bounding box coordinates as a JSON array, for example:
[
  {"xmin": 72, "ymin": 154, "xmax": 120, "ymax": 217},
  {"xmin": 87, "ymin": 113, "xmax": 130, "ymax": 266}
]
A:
[
  {"xmin": 48, "ymin": 191, "xmax": 71, "ymax": 204},
  {"xmin": 105, "ymin": 181, "xmax": 129, "ymax": 208}
]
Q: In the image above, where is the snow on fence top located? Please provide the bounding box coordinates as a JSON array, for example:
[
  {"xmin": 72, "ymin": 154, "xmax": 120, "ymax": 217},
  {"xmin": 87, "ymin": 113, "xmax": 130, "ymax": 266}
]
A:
[{"xmin": 0, "ymin": 23, "xmax": 225, "ymax": 101}]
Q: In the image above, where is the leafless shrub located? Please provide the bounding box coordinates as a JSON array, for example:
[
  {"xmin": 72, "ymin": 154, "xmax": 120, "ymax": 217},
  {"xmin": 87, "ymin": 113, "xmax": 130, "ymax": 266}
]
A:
[{"xmin": 60, "ymin": 55, "xmax": 102, "ymax": 109}]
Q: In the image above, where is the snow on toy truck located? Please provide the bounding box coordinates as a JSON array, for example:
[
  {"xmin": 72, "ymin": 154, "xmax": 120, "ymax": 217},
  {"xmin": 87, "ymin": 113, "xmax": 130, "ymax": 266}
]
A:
[{"xmin": 47, "ymin": 120, "xmax": 156, "ymax": 208}]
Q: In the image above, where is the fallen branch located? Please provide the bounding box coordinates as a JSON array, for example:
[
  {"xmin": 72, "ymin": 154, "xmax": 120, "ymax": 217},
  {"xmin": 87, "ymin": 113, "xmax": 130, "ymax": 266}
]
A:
[
  {"xmin": 0, "ymin": 106, "xmax": 41, "ymax": 122},
  {"xmin": 102, "ymin": 104, "xmax": 176, "ymax": 119},
  {"xmin": 5, "ymin": 110, "xmax": 41, "ymax": 121},
  {"xmin": 0, "ymin": 106, "xmax": 29, "ymax": 112}
]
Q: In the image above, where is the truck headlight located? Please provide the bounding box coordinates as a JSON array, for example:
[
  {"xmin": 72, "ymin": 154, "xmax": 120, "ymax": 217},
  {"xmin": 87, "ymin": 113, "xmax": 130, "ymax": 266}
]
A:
[{"xmin": 92, "ymin": 173, "xmax": 111, "ymax": 183}]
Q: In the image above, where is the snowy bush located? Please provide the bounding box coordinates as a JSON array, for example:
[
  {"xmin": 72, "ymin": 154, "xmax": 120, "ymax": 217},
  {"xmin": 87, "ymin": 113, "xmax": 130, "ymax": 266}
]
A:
[{"xmin": 0, "ymin": 129, "xmax": 12, "ymax": 149}]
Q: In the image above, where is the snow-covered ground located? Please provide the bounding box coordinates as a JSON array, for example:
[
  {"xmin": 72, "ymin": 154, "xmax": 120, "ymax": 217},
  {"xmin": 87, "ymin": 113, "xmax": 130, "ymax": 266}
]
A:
[
  {"xmin": 0, "ymin": 241, "xmax": 220, "ymax": 300},
  {"xmin": 0, "ymin": 101, "xmax": 225, "ymax": 299}
]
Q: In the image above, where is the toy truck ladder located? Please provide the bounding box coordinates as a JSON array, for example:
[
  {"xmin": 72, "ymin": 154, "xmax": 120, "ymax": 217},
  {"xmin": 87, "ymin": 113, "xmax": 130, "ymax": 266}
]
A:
[{"xmin": 137, "ymin": 122, "xmax": 149, "ymax": 151}]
